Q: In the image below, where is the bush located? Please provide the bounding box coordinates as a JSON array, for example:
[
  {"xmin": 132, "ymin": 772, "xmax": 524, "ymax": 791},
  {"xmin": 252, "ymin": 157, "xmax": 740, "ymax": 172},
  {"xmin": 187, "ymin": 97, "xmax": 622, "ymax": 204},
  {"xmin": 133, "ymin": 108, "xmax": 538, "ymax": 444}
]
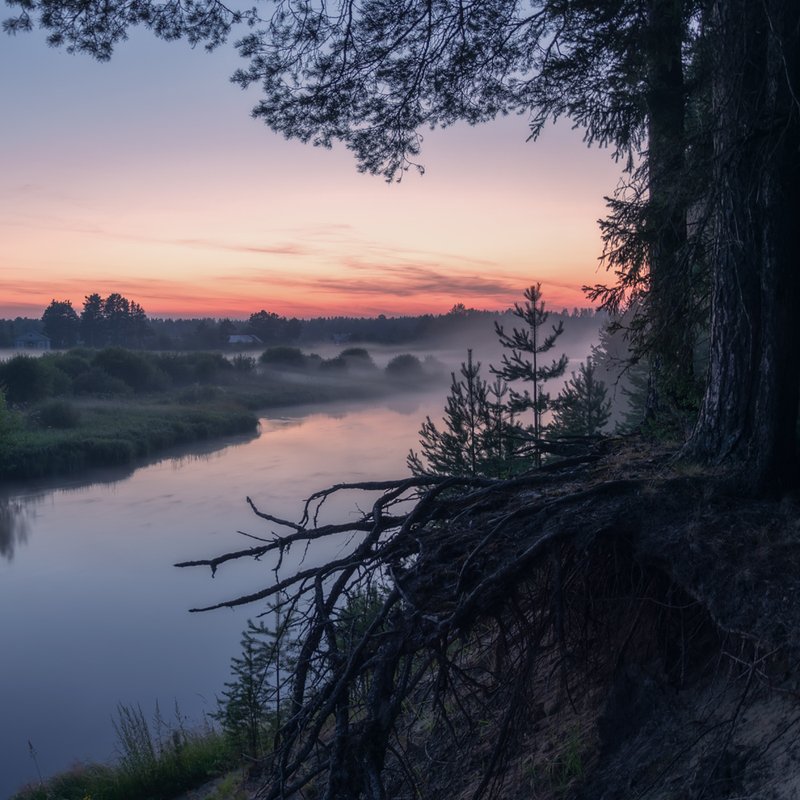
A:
[
  {"xmin": 73, "ymin": 367, "xmax": 131, "ymax": 396},
  {"xmin": 152, "ymin": 353, "xmax": 194, "ymax": 385},
  {"xmin": 319, "ymin": 356, "xmax": 348, "ymax": 371},
  {"xmin": 231, "ymin": 354, "xmax": 256, "ymax": 372},
  {"xmin": 0, "ymin": 356, "xmax": 53, "ymax": 404},
  {"xmin": 385, "ymin": 353, "xmax": 424, "ymax": 379},
  {"xmin": 0, "ymin": 389, "xmax": 18, "ymax": 434},
  {"xmin": 50, "ymin": 353, "xmax": 92, "ymax": 379},
  {"xmin": 33, "ymin": 400, "xmax": 82, "ymax": 429},
  {"xmin": 13, "ymin": 706, "xmax": 235, "ymax": 800},
  {"xmin": 190, "ymin": 352, "xmax": 232, "ymax": 383},
  {"xmin": 178, "ymin": 385, "xmax": 223, "ymax": 404},
  {"xmin": 93, "ymin": 348, "xmax": 165, "ymax": 392},
  {"xmin": 339, "ymin": 348, "xmax": 377, "ymax": 371},
  {"xmin": 259, "ymin": 346, "xmax": 308, "ymax": 369}
]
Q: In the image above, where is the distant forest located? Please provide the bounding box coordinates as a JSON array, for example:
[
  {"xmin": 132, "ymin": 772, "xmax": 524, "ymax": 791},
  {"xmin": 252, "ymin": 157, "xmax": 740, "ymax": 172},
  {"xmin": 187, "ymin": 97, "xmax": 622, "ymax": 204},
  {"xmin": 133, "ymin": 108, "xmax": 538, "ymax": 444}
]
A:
[{"xmin": 1, "ymin": 296, "xmax": 603, "ymax": 351}]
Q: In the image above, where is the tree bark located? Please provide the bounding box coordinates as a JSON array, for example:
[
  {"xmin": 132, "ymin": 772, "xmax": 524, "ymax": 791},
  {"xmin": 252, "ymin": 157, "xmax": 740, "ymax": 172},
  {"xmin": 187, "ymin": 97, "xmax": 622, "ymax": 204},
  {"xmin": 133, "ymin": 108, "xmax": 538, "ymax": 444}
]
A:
[
  {"xmin": 644, "ymin": 0, "xmax": 693, "ymax": 418},
  {"xmin": 688, "ymin": 0, "xmax": 800, "ymax": 491}
]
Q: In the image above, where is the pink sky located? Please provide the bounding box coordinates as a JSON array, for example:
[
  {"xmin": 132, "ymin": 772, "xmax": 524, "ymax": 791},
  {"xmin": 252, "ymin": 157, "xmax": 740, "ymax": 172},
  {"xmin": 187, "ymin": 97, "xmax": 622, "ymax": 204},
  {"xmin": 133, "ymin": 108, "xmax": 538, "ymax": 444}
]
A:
[{"xmin": 1, "ymin": 31, "xmax": 625, "ymax": 319}]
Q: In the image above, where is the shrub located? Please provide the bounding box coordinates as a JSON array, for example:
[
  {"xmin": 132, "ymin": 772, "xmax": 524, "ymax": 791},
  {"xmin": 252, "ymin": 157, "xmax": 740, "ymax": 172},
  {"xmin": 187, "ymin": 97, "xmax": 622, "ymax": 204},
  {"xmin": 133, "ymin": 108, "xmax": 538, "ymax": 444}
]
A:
[
  {"xmin": 385, "ymin": 353, "xmax": 424, "ymax": 379},
  {"xmin": 319, "ymin": 356, "xmax": 348, "ymax": 371},
  {"xmin": 178, "ymin": 384, "xmax": 223, "ymax": 404},
  {"xmin": 191, "ymin": 352, "xmax": 231, "ymax": 383},
  {"xmin": 339, "ymin": 348, "xmax": 377, "ymax": 370},
  {"xmin": 259, "ymin": 346, "xmax": 308, "ymax": 369},
  {"xmin": 50, "ymin": 353, "xmax": 92, "ymax": 379},
  {"xmin": 93, "ymin": 348, "xmax": 164, "ymax": 392},
  {"xmin": 34, "ymin": 400, "xmax": 82, "ymax": 429},
  {"xmin": 231, "ymin": 354, "xmax": 256, "ymax": 372},
  {"xmin": 73, "ymin": 367, "xmax": 131, "ymax": 396},
  {"xmin": 0, "ymin": 356, "xmax": 53, "ymax": 403},
  {"xmin": 0, "ymin": 389, "xmax": 18, "ymax": 434},
  {"xmin": 153, "ymin": 353, "xmax": 195, "ymax": 385}
]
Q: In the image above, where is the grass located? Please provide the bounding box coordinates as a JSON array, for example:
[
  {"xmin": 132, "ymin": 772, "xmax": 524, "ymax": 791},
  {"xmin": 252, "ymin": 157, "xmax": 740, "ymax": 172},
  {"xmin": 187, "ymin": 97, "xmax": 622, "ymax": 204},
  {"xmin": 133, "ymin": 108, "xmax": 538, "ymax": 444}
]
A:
[
  {"xmin": 13, "ymin": 705, "xmax": 239, "ymax": 800},
  {"xmin": 0, "ymin": 401, "xmax": 259, "ymax": 481},
  {"xmin": 0, "ymin": 346, "xmax": 438, "ymax": 481}
]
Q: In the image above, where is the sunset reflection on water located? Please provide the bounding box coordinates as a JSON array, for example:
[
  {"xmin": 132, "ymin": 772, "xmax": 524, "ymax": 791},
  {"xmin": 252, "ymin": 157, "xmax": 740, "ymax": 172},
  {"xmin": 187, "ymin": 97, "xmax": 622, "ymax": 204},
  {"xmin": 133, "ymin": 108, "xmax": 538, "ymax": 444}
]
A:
[{"xmin": 0, "ymin": 393, "xmax": 443, "ymax": 797}]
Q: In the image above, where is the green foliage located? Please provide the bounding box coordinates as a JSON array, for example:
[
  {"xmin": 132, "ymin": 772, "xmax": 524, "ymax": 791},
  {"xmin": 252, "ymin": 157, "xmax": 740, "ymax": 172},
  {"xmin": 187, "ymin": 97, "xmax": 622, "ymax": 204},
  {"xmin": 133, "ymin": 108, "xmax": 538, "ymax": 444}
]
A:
[
  {"xmin": 0, "ymin": 356, "xmax": 53, "ymax": 404},
  {"xmin": 0, "ymin": 388, "xmax": 18, "ymax": 435},
  {"xmin": 492, "ymin": 284, "xmax": 568, "ymax": 464},
  {"xmin": 549, "ymin": 359, "xmax": 611, "ymax": 438},
  {"xmin": 335, "ymin": 584, "xmax": 387, "ymax": 653},
  {"xmin": 79, "ymin": 292, "xmax": 150, "ymax": 349},
  {"xmin": 50, "ymin": 352, "xmax": 92, "ymax": 379},
  {"xmin": 72, "ymin": 366, "xmax": 131, "ymax": 396},
  {"xmin": 13, "ymin": 706, "xmax": 234, "ymax": 800},
  {"xmin": 319, "ymin": 355, "xmax": 348, "ymax": 371},
  {"xmin": 248, "ymin": 310, "xmax": 300, "ymax": 345},
  {"xmin": 41, "ymin": 299, "xmax": 80, "ymax": 348},
  {"xmin": 216, "ymin": 611, "xmax": 296, "ymax": 760},
  {"xmin": 231, "ymin": 354, "xmax": 256, "ymax": 372},
  {"xmin": 177, "ymin": 384, "xmax": 224, "ymax": 404},
  {"xmin": 385, "ymin": 353, "xmax": 424, "ymax": 378},
  {"xmin": 339, "ymin": 348, "xmax": 378, "ymax": 371},
  {"xmin": 0, "ymin": 405, "xmax": 257, "ymax": 480},
  {"xmin": 93, "ymin": 348, "xmax": 167, "ymax": 392},
  {"xmin": 32, "ymin": 399, "xmax": 82, "ymax": 429},
  {"xmin": 259, "ymin": 346, "xmax": 308, "ymax": 369},
  {"xmin": 408, "ymin": 350, "xmax": 519, "ymax": 477}
]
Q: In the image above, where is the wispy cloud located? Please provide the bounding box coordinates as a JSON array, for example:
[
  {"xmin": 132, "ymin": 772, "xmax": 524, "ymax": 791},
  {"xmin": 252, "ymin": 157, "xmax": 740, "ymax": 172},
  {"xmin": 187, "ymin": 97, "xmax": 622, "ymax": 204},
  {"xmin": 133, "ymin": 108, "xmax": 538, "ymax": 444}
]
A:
[{"xmin": 172, "ymin": 238, "xmax": 308, "ymax": 256}]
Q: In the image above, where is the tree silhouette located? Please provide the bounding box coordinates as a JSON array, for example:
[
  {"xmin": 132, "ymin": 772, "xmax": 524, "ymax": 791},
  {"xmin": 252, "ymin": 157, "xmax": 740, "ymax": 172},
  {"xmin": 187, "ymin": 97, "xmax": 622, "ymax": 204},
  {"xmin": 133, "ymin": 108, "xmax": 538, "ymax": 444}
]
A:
[
  {"xmin": 8, "ymin": 0, "xmax": 799, "ymax": 485},
  {"xmin": 549, "ymin": 358, "xmax": 611, "ymax": 438},
  {"xmin": 492, "ymin": 284, "xmax": 568, "ymax": 466},
  {"xmin": 408, "ymin": 350, "xmax": 516, "ymax": 478},
  {"xmin": 41, "ymin": 299, "xmax": 79, "ymax": 348}
]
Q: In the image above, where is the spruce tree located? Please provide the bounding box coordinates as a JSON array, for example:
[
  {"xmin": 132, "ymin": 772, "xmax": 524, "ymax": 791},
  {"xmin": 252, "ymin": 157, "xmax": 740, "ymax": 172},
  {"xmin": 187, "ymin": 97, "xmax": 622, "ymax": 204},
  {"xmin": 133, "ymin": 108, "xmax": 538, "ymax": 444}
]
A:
[
  {"xmin": 408, "ymin": 350, "xmax": 516, "ymax": 478},
  {"xmin": 215, "ymin": 609, "xmax": 295, "ymax": 760},
  {"xmin": 492, "ymin": 284, "xmax": 568, "ymax": 466},
  {"xmin": 549, "ymin": 359, "xmax": 611, "ymax": 438}
]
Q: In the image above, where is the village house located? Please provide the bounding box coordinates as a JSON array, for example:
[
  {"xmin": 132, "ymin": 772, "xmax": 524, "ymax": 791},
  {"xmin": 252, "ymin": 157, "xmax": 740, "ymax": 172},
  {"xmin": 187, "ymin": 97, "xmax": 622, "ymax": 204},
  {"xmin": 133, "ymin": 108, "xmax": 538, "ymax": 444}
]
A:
[{"xmin": 13, "ymin": 331, "xmax": 51, "ymax": 350}]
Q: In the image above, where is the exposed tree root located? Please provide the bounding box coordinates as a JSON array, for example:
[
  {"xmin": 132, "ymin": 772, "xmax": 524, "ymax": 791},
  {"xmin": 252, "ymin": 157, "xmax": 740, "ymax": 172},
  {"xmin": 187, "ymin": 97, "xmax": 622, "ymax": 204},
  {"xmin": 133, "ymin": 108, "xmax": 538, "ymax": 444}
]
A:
[{"xmin": 177, "ymin": 439, "xmax": 800, "ymax": 800}]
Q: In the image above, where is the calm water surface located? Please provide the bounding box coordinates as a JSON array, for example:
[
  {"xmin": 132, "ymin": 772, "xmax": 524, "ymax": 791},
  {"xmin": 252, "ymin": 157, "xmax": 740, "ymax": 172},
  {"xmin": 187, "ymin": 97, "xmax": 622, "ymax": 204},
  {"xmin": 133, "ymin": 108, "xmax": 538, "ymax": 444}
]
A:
[{"xmin": 0, "ymin": 393, "xmax": 443, "ymax": 797}]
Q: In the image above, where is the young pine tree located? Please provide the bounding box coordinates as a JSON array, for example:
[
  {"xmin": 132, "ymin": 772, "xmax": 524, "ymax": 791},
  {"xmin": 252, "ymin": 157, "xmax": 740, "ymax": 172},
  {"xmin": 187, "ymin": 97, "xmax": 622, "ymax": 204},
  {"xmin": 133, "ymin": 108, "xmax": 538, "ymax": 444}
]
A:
[
  {"xmin": 408, "ymin": 350, "xmax": 517, "ymax": 477},
  {"xmin": 492, "ymin": 284, "xmax": 568, "ymax": 465},
  {"xmin": 215, "ymin": 608, "xmax": 295, "ymax": 760},
  {"xmin": 549, "ymin": 359, "xmax": 612, "ymax": 438}
]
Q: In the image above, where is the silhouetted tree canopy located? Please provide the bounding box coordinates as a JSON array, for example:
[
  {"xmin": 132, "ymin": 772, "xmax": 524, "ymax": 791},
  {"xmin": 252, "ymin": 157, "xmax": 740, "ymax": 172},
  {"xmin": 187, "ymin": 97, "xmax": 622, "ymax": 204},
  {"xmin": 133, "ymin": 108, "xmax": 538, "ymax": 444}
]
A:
[
  {"xmin": 5, "ymin": 1, "xmax": 799, "ymax": 485},
  {"xmin": 41, "ymin": 299, "xmax": 79, "ymax": 348}
]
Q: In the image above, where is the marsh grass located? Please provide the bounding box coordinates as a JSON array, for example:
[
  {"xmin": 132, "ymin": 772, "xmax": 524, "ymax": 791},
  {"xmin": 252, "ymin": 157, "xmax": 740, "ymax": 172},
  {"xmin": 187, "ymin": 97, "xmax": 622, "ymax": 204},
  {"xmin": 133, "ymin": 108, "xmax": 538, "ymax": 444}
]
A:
[
  {"xmin": 13, "ymin": 704, "xmax": 236, "ymax": 800},
  {"xmin": 0, "ymin": 402, "xmax": 257, "ymax": 480}
]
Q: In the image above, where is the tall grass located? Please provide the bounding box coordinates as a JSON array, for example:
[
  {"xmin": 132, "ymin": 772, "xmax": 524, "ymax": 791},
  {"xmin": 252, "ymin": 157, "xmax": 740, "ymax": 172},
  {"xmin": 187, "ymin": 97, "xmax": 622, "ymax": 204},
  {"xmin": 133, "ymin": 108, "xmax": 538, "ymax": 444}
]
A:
[{"xmin": 13, "ymin": 704, "xmax": 237, "ymax": 800}]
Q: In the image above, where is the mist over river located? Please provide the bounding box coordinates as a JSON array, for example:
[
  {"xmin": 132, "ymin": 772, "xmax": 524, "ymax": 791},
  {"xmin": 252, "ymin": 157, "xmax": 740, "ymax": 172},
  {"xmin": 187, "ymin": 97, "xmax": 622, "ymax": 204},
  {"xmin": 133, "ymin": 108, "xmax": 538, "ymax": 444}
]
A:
[
  {"xmin": 0, "ymin": 329, "xmax": 603, "ymax": 797},
  {"xmin": 0, "ymin": 392, "xmax": 451, "ymax": 797}
]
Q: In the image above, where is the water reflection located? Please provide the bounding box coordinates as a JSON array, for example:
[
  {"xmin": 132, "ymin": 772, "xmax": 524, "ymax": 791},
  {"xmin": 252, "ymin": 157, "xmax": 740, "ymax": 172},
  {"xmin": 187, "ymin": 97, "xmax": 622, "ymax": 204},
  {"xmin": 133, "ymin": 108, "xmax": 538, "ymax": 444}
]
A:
[
  {"xmin": 0, "ymin": 393, "xmax": 450, "ymax": 797},
  {"xmin": 0, "ymin": 493, "xmax": 40, "ymax": 561}
]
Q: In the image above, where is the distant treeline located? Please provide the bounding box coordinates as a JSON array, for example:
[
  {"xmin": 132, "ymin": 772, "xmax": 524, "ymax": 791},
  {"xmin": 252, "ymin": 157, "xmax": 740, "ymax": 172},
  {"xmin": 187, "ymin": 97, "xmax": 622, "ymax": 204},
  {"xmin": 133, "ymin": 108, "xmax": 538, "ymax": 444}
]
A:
[{"xmin": 1, "ymin": 296, "xmax": 604, "ymax": 351}]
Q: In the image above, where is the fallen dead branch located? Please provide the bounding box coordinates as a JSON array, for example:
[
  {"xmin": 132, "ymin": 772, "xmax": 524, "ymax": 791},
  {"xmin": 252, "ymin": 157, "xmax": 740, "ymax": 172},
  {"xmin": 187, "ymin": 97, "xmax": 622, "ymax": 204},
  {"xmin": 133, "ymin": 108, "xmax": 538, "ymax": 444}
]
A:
[{"xmin": 176, "ymin": 441, "xmax": 800, "ymax": 800}]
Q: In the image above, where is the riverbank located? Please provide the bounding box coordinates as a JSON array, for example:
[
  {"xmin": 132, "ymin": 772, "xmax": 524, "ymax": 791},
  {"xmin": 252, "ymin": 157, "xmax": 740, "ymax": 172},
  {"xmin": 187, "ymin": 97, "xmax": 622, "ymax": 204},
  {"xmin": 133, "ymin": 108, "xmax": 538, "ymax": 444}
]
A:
[
  {"xmin": 0, "ymin": 346, "xmax": 442, "ymax": 481},
  {"xmin": 11, "ymin": 719, "xmax": 243, "ymax": 800}
]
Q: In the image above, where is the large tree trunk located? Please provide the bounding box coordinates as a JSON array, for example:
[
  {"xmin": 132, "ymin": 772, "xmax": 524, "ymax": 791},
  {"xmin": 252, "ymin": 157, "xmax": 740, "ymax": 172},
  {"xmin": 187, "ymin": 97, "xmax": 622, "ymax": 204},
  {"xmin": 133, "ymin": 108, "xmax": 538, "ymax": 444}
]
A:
[
  {"xmin": 687, "ymin": 0, "xmax": 800, "ymax": 492},
  {"xmin": 644, "ymin": 0, "xmax": 693, "ymax": 418}
]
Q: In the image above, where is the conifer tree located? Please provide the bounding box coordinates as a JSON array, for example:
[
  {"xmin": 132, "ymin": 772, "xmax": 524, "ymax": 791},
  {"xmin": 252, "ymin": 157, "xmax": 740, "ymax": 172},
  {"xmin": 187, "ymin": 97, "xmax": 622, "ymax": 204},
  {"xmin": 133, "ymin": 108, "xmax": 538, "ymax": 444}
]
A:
[
  {"xmin": 549, "ymin": 359, "xmax": 611, "ymax": 438},
  {"xmin": 492, "ymin": 284, "xmax": 568, "ymax": 466},
  {"xmin": 215, "ymin": 609, "xmax": 295, "ymax": 760},
  {"xmin": 408, "ymin": 350, "xmax": 516, "ymax": 478}
]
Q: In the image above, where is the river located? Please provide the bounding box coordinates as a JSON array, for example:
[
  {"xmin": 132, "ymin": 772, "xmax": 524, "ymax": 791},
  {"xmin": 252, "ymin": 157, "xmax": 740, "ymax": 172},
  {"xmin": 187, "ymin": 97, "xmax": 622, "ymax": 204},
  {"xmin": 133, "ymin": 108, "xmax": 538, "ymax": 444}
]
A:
[{"xmin": 0, "ymin": 391, "xmax": 446, "ymax": 798}]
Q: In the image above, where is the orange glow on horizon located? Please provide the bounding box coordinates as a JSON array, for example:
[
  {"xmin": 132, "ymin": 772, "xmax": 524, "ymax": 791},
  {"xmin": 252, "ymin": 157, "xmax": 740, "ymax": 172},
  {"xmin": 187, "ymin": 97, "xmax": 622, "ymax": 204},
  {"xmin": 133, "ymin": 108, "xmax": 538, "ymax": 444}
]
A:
[{"xmin": 1, "ymin": 34, "xmax": 624, "ymax": 324}]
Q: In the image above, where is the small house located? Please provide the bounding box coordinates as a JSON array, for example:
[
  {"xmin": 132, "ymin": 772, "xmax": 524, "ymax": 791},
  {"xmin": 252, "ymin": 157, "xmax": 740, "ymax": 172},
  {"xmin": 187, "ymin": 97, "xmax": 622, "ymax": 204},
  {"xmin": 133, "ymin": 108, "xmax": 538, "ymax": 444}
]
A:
[
  {"xmin": 14, "ymin": 331, "xmax": 51, "ymax": 350},
  {"xmin": 227, "ymin": 334, "xmax": 263, "ymax": 346}
]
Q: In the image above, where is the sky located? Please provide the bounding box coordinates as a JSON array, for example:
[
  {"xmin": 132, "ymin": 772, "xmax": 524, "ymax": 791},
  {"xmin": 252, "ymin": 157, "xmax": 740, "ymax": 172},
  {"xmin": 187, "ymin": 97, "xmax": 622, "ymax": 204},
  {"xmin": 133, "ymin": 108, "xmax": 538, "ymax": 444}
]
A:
[{"xmin": 0, "ymin": 25, "xmax": 625, "ymax": 320}]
